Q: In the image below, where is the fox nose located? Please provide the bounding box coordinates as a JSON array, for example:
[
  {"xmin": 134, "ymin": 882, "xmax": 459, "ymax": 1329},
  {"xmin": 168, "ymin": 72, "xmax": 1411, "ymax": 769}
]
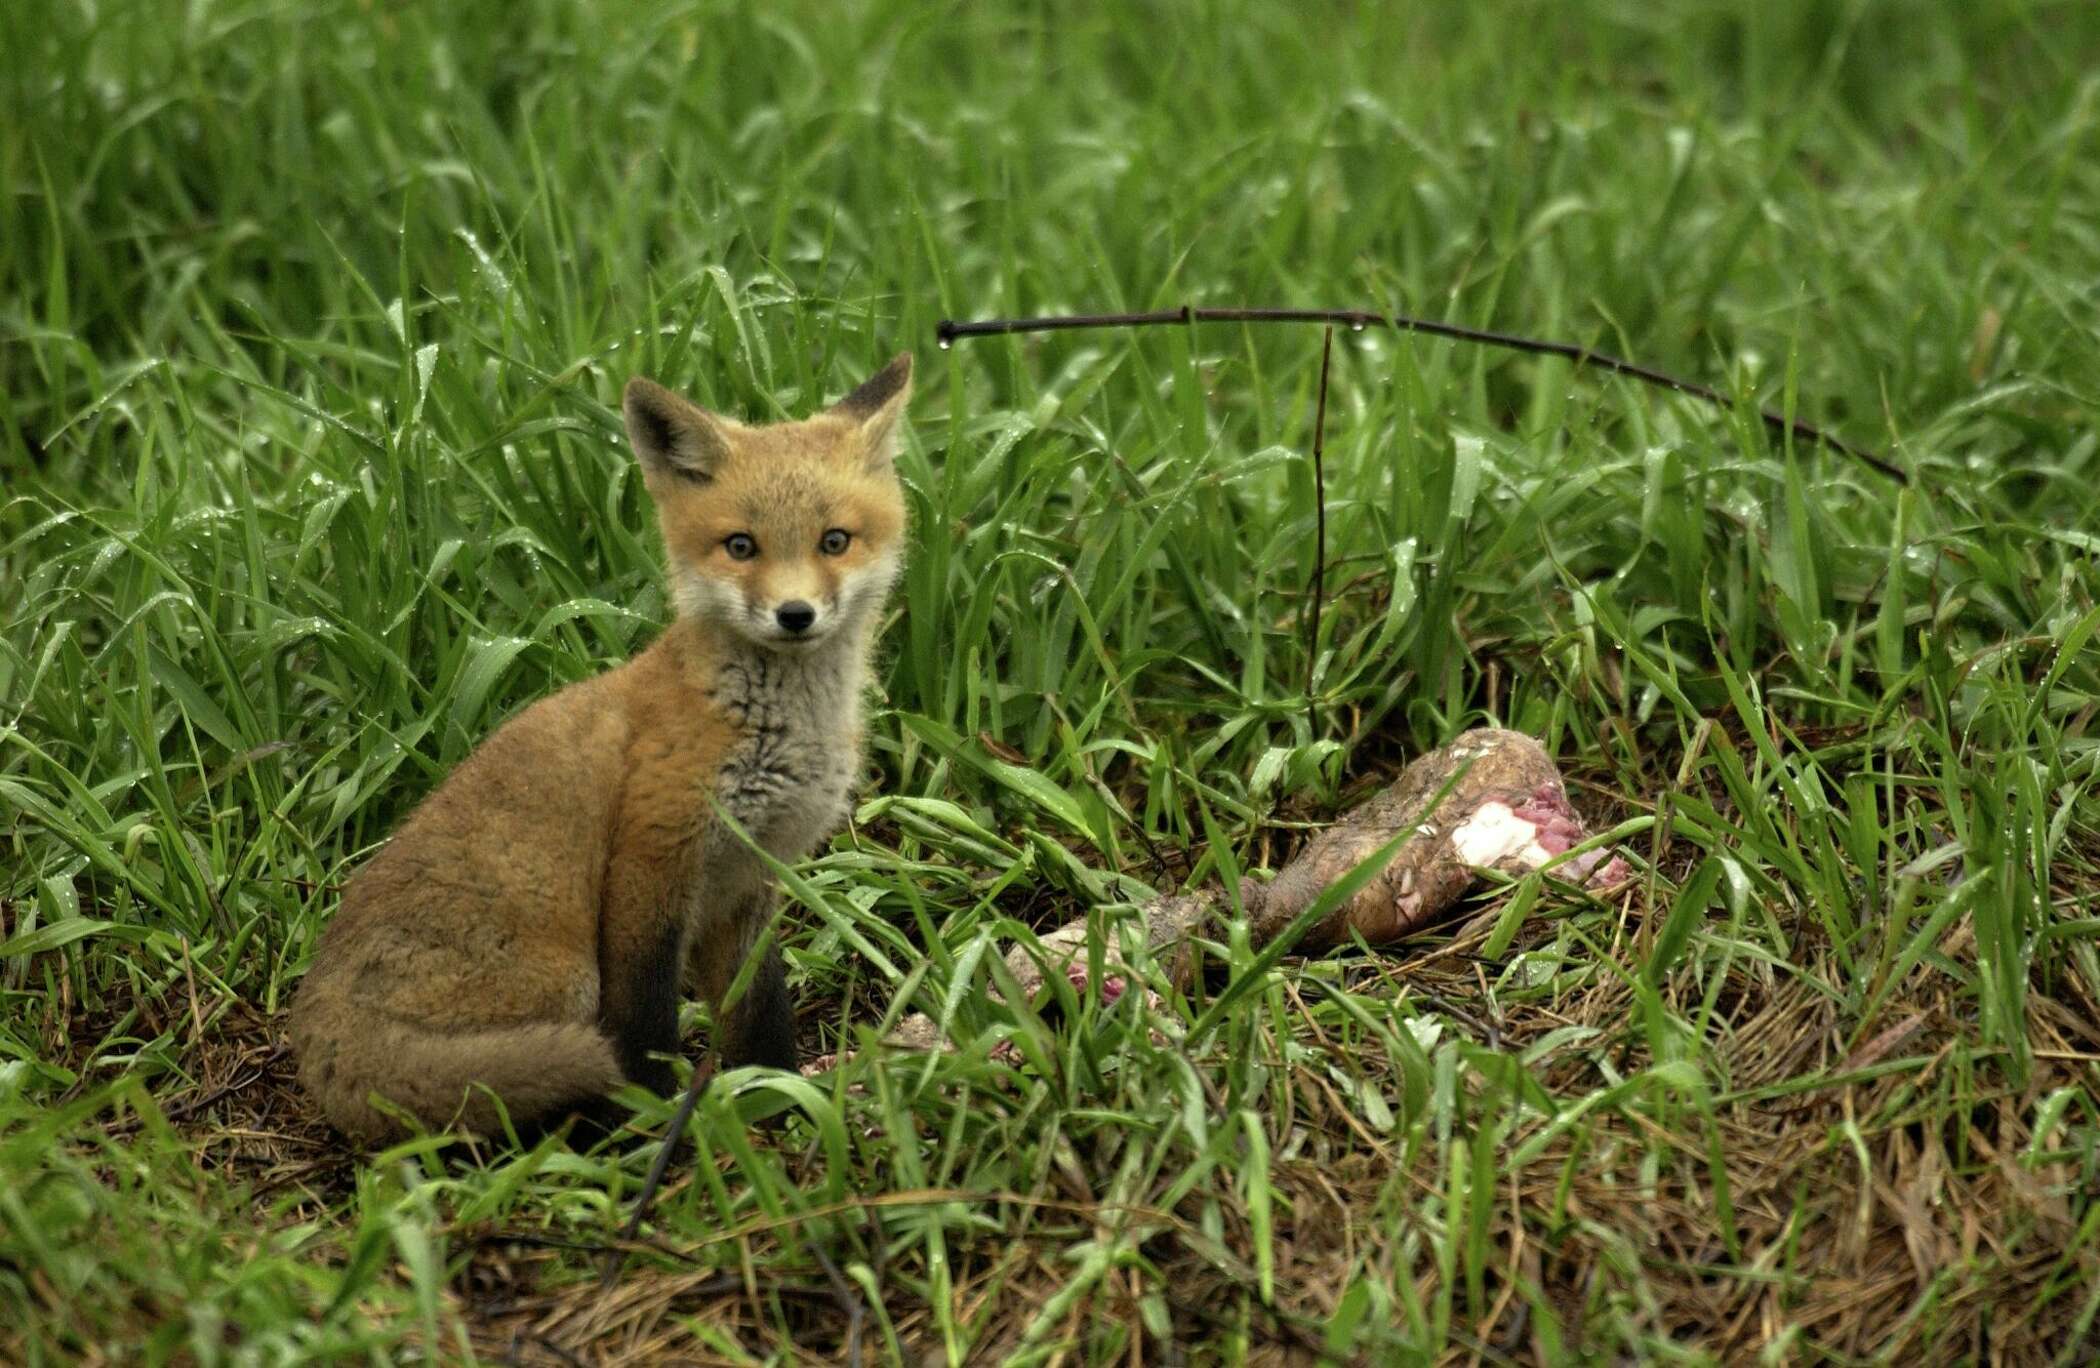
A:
[{"xmin": 775, "ymin": 601, "xmax": 817, "ymax": 634}]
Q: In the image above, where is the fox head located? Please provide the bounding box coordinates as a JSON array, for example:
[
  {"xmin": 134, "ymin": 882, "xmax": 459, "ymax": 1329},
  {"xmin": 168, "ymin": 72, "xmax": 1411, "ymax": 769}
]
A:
[{"xmin": 621, "ymin": 354, "xmax": 911, "ymax": 652}]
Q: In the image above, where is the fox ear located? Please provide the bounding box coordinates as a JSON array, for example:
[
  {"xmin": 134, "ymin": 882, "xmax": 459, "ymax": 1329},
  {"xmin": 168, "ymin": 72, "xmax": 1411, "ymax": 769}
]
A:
[
  {"xmin": 624, "ymin": 377, "xmax": 734, "ymax": 482},
  {"xmin": 827, "ymin": 352, "xmax": 913, "ymax": 473}
]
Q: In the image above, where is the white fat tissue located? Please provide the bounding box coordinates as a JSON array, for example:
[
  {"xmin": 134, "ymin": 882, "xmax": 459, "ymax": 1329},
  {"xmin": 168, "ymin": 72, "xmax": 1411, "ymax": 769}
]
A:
[{"xmin": 1448, "ymin": 802, "xmax": 1553, "ymax": 870}]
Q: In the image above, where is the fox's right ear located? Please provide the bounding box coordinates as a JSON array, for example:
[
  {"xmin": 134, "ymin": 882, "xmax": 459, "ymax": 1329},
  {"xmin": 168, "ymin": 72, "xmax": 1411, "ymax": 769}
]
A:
[
  {"xmin": 827, "ymin": 352, "xmax": 913, "ymax": 474},
  {"xmin": 623, "ymin": 378, "xmax": 734, "ymax": 482}
]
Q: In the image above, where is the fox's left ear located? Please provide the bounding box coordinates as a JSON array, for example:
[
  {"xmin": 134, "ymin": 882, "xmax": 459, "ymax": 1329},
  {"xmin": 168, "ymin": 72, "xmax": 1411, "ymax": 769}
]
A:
[{"xmin": 827, "ymin": 352, "xmax": 913, "ymax": 473}]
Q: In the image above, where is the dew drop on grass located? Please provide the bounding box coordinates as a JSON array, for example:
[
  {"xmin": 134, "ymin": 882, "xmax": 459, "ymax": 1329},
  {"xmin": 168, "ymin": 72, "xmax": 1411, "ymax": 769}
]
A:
[
  {"xmin": 1351, "ymin": 320, "xmax": 1366, "ymax": 332},
  {"xmin": 937, "ymin": 337, "xmax": 952, "ymax": 350}
]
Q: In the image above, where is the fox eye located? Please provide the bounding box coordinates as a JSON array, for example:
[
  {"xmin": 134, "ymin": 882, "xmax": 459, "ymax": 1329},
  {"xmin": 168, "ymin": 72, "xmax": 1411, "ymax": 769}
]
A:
[
  {"xmin": 819, "ymin": 528, "xmax": 852, "ymax": 556},
  {"xmin": 723, "ymin": 533, "xmax": 758, "ymax": 561}
]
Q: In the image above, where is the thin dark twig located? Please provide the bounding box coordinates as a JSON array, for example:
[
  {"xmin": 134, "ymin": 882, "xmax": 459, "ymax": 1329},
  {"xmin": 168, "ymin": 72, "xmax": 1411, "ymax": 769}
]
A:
[
  {"xmin": 809, "ymin": 1242, "xmax": 866, "ymax": 1368},
  {"xmin": 467, "ymin": 1229, "xmax": 704, "ymax": 1263},
  {"xmin": 1306, "ymin": 326, "xmax": 1334, "ymax": 733},
  {"xmin": 935, "ymin": 306, "xmax": 1905, "ymax": 483},
  {"xmin": 1407, "ymin": 988, "xmax": 1501, "ymax": 1052},
  {"xmin": 160, "ymin": 1067, "xmax": 269, "ymax": 1124},
  {"xmin": 600, "ymin": 1058, "xmax": 718, "ymax": 1287}
]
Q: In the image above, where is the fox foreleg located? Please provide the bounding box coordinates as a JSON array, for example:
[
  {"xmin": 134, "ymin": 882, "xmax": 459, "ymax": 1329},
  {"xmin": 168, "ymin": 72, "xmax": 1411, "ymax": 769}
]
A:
[
  {"xmin": 598, "ymin": 887, "xmax": 687, "ymax": 1098},
  {"xmin": 689, "ymin": 891, "xmax": 797, "ymax": 1072}
]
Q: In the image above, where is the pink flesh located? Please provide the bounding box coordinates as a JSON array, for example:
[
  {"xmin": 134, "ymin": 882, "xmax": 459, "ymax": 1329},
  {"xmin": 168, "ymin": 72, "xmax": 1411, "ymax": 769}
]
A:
[
  {"xmin": 1509, "ymin": 783, "xmax": 1587, "ymax": 854},
  {"xmin": 1507, "ymin": 782, "xmax": 1630, "ymax": 888}
]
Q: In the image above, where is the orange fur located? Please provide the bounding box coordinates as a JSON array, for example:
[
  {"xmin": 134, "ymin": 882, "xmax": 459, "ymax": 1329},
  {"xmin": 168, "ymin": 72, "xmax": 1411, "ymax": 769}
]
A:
[{"xmin": 288, "ymin": 355, "xmax": 913, "ymax": 1144}]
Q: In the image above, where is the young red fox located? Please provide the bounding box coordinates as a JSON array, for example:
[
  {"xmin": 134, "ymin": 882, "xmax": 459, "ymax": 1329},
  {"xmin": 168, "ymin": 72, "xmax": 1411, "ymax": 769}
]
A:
[{"xmin": 288, "ymin": 354, "xmax": 913, "ymax": 1143}]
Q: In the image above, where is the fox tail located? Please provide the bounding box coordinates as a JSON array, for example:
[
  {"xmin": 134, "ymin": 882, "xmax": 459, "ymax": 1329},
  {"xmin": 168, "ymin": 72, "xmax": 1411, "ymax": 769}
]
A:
[{"xmin": 292, "ymin": 1014, "xmax": 623, "ymax": 1144}]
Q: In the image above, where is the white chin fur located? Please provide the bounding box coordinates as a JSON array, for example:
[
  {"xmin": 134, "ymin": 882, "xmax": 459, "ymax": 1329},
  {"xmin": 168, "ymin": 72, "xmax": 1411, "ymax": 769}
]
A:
[{"xmin": 752, "ymin": 624, "xmax": 831, "ymax": 649}]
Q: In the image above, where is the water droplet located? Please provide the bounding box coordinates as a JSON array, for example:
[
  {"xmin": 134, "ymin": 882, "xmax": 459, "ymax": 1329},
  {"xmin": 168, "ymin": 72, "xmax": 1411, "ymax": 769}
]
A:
[
  {"xmin": 938, "ymin": 337, "xmax": 952, "ymax": 350},
  {"xmin": 1351, "ymin": 320, "xmax": 1366, "ymax": 332}
]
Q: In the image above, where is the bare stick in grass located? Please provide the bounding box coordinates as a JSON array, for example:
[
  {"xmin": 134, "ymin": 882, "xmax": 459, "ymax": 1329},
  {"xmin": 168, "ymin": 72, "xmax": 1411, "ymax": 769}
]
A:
[
  {"xmin": 936, "ymin": 305, "xmax": 1904, "ymax": 483},
  {"xmin": 600, "ymin": 1057, "xmax": 717, "ymax": 1288},
  {"xmin": 809, "ymin": 1241, "xmax": 866, "ymax": 1368},
  {"xmin": 1306, "ymin": 325, "xmax": 1334, "ymax": 732}
]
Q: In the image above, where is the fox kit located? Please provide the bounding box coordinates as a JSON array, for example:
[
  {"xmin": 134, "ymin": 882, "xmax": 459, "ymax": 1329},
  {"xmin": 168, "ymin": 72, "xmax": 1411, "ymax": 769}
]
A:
[{"xmin": 288, "ymin": 354, "xmax": 913, "ymax": 1143}]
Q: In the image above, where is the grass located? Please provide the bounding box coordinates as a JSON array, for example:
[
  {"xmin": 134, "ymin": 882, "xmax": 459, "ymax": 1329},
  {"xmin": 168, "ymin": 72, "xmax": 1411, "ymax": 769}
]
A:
[{"xmin": 4, "ymin": 0, "xmax": 2099, "ymax": 1360}]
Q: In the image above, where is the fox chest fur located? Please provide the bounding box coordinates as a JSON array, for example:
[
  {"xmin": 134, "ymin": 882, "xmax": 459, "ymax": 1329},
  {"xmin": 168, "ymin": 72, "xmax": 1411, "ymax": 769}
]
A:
[
  {"xmin": 607, "ymin": 632, "xmax": 871, "ymax": 998},
  {"xmin": 618, "ymin": 641, "xmax": 868, "ymax": 992},
  {"xmin": 704, "ymin": 642, "xmax": 865, "ymax": 875}
]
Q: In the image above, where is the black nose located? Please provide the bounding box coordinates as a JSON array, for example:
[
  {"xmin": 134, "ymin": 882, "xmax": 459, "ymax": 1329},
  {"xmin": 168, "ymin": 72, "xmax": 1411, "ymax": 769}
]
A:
[{"xmin": 775, "ymin": 601, "xmax": 816, "ymax": 633}]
